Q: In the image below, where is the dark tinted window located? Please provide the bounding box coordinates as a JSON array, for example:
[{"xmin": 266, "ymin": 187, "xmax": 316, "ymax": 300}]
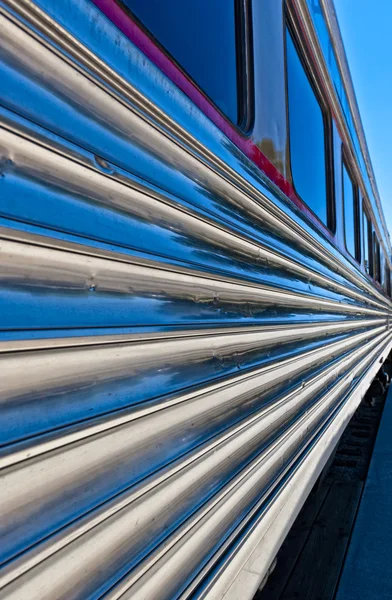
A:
[
  {"xmin": 122, "ymin": 0, "xmax": 239, "ymax": 123},
  {"xmin": 362, "ymin": 208, "xmax": 372, "ymax": 276},
  {"xmin": 386, "ymin": 265, "xmax": 391, "ymax": 297},
  {"xmin": 374, "ymin": 235, "xmax": 381, "ymax": 283},
  {"xmin": 286, "ymin": 28, "xmax": 329, "ymax": 226},
  {"xmin": 342, "ymin": 160, "xmax": 359, "ymax": 260}
]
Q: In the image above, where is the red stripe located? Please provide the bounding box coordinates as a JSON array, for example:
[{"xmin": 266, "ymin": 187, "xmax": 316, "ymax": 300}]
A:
[{"xmin": 91, "ymin": 0, "xmax": 334, "ymax": 241}]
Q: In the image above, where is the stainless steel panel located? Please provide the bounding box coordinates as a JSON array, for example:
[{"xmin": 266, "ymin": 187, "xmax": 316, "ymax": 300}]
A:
[{"xmin": 0, "ymin": 0, "xmax": 391, "ymax": 599}]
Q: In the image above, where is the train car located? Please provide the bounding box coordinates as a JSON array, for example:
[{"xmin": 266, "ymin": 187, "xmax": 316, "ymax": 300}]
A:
[{"xmin": 1, "ymin": 0, "xmax": 391, "ymax": 598}]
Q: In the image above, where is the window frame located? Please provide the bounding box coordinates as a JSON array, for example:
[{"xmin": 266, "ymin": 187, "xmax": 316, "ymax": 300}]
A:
[
  {"xmin": 341, "ymin": 151, "xmax": 360, "ymax": 262},
  {"xmin": 379, "ymin": 249, "xmax": 384, "ymax": 287},
  {"xmin": 98, "ymin": 0, "xmax": 341, "ymax": 244},
  {"xmin": 119, "ymin": 0, "xmax": 254, "ymax": 131},
  {"xmin": 373, "ymin": 233, "xmax": 382, "ymax": 284},
  {"xmin": 236, "ymin": 0, "xmax": 254, "ymax": 131},
  {"xmin": 362, "ymin": 204, "xmax": 373, "ymax": 278},
  {"xmin": 285, "ymin": 20, "xmax": 335, "ymax": 233}
]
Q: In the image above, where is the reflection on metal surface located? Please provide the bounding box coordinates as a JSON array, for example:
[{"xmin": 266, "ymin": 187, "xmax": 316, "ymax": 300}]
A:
[{"xmin": 0, "ymin": 0, "xmax": 391, "ymax": 599}]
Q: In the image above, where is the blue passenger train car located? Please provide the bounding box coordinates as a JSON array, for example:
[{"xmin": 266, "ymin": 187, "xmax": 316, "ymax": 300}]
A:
[{"xmin": 0, "ymin": 0, "xmax": 391, "ymax": 598}]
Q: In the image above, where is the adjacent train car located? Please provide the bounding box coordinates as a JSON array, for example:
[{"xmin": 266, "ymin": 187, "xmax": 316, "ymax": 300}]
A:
[{"xmin": 1, "ymin": 0, "xmax": 391, "ymax": 598}]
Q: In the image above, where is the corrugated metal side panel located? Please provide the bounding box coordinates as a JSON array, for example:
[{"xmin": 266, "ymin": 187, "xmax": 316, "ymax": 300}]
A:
[{"xmin": 0, "ymin": 1, "xmax": 391, "ymax": 599}]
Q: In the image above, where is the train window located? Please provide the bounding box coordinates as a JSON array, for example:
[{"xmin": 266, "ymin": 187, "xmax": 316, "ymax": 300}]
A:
[
  {"xmin": 362, "ymin": 207, "xmax": 373, "ymax": 276},
  {"xmin": 374, "ymin": 234, "xmax": 381, "ymax": 283},
  {"xmin": 342, "ymin": 158, "xmax": 359, "ymax": 261},
  {"xmin": 120, "ymin": 0, "xmax": 241, "ymax": 125},
  {"xmin": 286, "ymin": 27, "xmax": 330, "ymax": 227},
  {"xmin": 385, "ymin": 265, "xmax": 391, "ymax": 297}
]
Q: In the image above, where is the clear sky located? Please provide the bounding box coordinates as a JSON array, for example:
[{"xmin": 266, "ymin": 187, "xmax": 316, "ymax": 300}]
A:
[{"xmin": 334, "ymin": 1, "xmax": 392, "ymax": 245}]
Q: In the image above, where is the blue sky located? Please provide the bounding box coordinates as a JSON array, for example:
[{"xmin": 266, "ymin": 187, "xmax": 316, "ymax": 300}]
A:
[{"xmin": 334, "ymin": 1, "xmax": 392, "ymax": 244}]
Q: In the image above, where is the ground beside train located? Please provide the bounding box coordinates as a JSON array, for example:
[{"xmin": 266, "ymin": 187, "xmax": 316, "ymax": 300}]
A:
[{"xmin": 256, "ymin": 358, "xmax": 392, "ymax": 600}]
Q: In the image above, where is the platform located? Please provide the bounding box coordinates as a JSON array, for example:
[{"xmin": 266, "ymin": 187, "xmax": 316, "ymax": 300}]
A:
[
  {"xmin": 257, "ymin": 374, "xmax": 390, "ymax": 600},
  {"xmin": 335, "ymin": 384, "xmax": 392, "ymax": 600}
]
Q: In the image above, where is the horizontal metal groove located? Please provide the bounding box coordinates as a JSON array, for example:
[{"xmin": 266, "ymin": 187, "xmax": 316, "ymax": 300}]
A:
[
  {"xmin": 0, "ymin": 328, "xmax": 387, "ymax": 582},
  {"xmin": 3, "ymin": 332, "xmax": 388, "ymax": 578},
  {"xmin": 1, "ymin": 323, "xmax": 386, "ymax": 467},
  {"xmin": 187, "ymin": 338, "xmax": 392, "ymax": 600},
  {"xmin": 1, "ymin": 332, "xmax": 389, "ymax": 598},
  {"xmin": 0, "ymin": 124, "xmax": 386, "ymax": 312},
  {"xmin": 0, "ymin": 226, "xmax": 385, "ymax": 324},
  {"xmin": 0, "ymin": 319, "xmax": 384, "ymax": 445},
  {"xmin": 106, "ymin": 336, "xmax": 391, "ymax": 600},
  {"xmin": 0, "ymin": 4, "xmax": 390, "ymax": 307},
  {"xmin": 0, "ymin": 236, "xmax": 386, "ymax": 325},
  {"xmin": 0, "ymin": 317, "xmax": 384, "ymax": 353}
]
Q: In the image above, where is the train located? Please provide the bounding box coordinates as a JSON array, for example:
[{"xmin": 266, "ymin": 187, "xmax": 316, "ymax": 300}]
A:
[{"xmin": 1, "ymin": 0, "xmax": 391, "ymax": 598}]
